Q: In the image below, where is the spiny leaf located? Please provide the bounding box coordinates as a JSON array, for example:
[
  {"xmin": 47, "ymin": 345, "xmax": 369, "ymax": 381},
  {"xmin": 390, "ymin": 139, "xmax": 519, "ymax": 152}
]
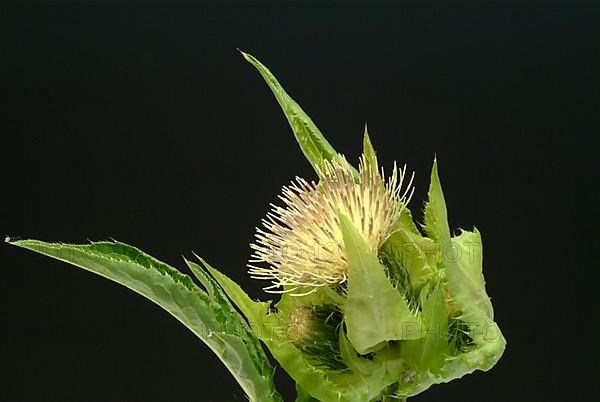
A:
[
  {"xmin": 444, "ymin": 229, "xmax": 503, "ymax": 354},
  {"xmin": 423, "ymin": 157, "xmax": 451, "ymax": 241},
  {"xmin": 200, "ymin": 258, "xmax": 271, "ymax": 324},
  {"xmin": 11, "ymin": 240, "xmax": 282, "ymax": 402},
  {"xmin": 241, "ymin": 51, "xmax": 358, "ymax": 178},
  {"xmin": 185, "ymin": 258, "xmax": 275, "ymax": 382}
]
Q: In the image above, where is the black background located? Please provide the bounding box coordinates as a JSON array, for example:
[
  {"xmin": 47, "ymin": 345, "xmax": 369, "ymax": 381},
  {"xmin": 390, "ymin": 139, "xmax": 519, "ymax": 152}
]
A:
[{"xmin": 1, "ymin": 1, "xmax": 597, "ymax": 401}]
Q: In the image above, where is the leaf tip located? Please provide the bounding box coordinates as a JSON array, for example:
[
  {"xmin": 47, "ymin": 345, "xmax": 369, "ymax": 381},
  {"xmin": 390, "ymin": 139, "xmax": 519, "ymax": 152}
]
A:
[
  {"xmin": 336, "ymin": 211, "xmax": 351, "ymax": 230},
  {"xmin": 3, "ymin": 235, "xmax": 28, "ymax": 245},
  {"xmin": 192, "ymin": 252, "xmax": 209, "ymax": 266},
  {"xmin": 362, "ymin": 123, "xmax": 372, "ymax": 147},
  {"xmin": 6, "ymin": 238, "xmax": 30, "ymax": 248},
  {"xmin": 429, "ymin": 155, "xmax": 442, "ymax": 187},
  {"xmin": 362, "ymin": 124, "xmax": 379, "ymax": 169},
  {"xmin": 239, "ymin": 49, "xmax": 259, "ymax": 66}
]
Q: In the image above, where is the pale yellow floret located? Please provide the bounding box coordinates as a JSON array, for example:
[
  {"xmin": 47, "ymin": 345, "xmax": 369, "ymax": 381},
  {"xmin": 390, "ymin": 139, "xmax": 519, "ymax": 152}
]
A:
[
  {"xmin": 248, "ymin": 153, "xmax": 414, "ymax": 295},
  {"xmin": 287, "ymin": 306, "xmax": 314, "ymax": 345}
]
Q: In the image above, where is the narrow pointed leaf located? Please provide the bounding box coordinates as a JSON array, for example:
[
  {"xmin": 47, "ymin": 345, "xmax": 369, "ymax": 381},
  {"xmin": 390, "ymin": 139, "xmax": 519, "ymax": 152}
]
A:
[
  {"xmin": 185, "ymin": 259, "xmax": 278, "ymax": 388},
  {"xmin": 11, "ymin": 240, "xmax": 282, "ymax": 402},
  {"xmin": 200, "ymin": 258, "xmax": 271, "ymax": 324},
  {"xmin": 362, "ymin": 124, "xmax": 377, "ymax": 169},
  {"xmin": 423, "ymin": 158, "xmax": 451, "ymax": 241},
  {"xmin": 241, "ymin": 51, "xmax": 357, "ymax": 178}
]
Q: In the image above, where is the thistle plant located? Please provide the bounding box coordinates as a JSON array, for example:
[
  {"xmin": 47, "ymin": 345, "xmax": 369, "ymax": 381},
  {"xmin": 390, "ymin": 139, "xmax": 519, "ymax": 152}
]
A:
[{"xmin": 9, "ymin": 52, "xmax": 505, "ymax": 402}]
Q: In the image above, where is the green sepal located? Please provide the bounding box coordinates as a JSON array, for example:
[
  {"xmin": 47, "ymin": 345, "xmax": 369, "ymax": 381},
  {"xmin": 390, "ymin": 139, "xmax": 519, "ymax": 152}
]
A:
[
  {"xmin": 444, "ymin": 229, "xmax": 505, "ymax": 367},
  {"xmin": 446, "ymin": 229, "xmax": 494, "ymax": 320},
  {"xmin": 423, "ymin": 157, "xmax": 451, "ymax": 241},
  {"xmin": 382, "ymin": 227, "xmax": 437, "ymax": 288},
  {"xmin": 400, "ymin": 282, "xmax": 449, "ymax": 374},
  {"xmin": 339, "ymin": 214, "xmax": 424, "ymax": 354},
  {"xmin": 339, "ymin": 329, "xmax": 376, "ymax": 376},
  {"xmin": 338, "ymin": 328, "xmax": 402, "ymax": 379},
  {"xmin": 241, "ymin": 51, "xmax": 358, "ymax": 178},
  {"xmin": 11, "ymin": 240, "xmax": 282, "ymax": 402},
  {"xmin": 396, "ymin": 206, "xmax": 422, "ymax": 237}
]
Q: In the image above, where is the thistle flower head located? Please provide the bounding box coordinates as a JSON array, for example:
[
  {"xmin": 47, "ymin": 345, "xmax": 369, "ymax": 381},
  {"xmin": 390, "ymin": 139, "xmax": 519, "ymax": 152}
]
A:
[{"xmin": 248, "ymin": 154, "xmax": 414, "ymax": 295}]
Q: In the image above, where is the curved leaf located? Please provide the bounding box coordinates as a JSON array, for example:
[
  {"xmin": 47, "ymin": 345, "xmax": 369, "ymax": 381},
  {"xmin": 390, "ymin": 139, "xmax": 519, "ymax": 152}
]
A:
[
  {"xmin": 11, "ymin": 240, "xmax": 281, "ymax": 402},
  {"xmin": 185, "ymin": 258, "xmax": 278, "ymax": 389},
  {"xmin": 241, "ymin": 51, "xmax": 358, "ymax": 178}
]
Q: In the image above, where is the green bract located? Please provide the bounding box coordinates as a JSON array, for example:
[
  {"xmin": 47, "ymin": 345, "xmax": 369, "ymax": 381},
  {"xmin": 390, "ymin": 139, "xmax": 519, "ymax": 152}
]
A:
[{"xmin": 10, "ymin": 52, "xmax": 505, "ymax": 402}]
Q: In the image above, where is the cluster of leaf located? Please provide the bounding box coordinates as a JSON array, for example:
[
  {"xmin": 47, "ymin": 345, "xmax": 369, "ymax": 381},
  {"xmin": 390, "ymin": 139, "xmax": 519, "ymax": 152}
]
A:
[{"xmin": 11, "ymin": 52, "xmax": 505, "ymax": 402}]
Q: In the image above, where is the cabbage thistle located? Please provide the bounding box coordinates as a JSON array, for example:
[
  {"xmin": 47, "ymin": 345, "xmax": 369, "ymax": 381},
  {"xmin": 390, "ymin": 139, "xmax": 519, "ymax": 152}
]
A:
[{"xmin": 9, "ymin": 52, "xmax": 506, "ymax": 402}]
